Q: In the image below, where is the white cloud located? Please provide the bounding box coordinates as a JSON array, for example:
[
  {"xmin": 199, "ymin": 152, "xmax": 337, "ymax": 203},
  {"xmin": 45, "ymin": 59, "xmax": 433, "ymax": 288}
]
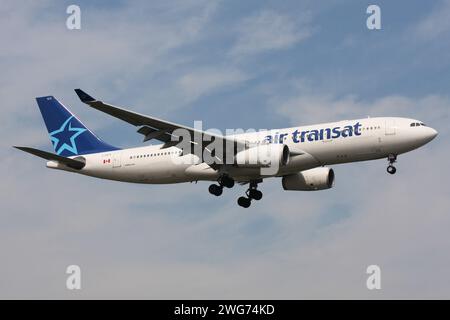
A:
[
  {"xmin": 177, "ymin": 68, "xmax": 250, "ymax": 102},
  {"xmin": 2, "ymin": 1, "xmax": 450, "ymax": 299},
  {"xmin": 414, "ymin": 0, "xmax": 450, "ymax": 40},
  {"xmin": 230, "ymin": 10, "xmax": 311, "ymax": 57},
  {"xmin": 276, "ymin": 91, "xmax": 450, "ymax": 134},
  {"xmin": 0, "ymin": 0, "xmax": 218, "ymax": 148}
]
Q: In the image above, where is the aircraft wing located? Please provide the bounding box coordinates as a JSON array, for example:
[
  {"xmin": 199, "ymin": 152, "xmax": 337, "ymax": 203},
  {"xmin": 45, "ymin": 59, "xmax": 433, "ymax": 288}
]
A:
[{"xmin": 74, "ymin": 89, "xmax": 246, "ymax": 164}]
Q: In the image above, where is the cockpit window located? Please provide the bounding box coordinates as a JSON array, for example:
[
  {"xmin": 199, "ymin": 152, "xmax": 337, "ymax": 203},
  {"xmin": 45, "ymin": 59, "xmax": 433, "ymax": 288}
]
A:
[
  {"xmin": 410, "ymin": 123, "xmax": 416, "ymax": 127},
  {"xmin": 420, "ymin": 123, "xmax": 426, "ymax": 126}
]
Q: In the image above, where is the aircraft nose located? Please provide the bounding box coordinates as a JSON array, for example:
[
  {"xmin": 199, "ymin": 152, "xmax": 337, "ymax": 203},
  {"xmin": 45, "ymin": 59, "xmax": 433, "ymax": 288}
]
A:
[
  {"xmin": 424, "ymin": 127, "xmax": 438, "ymax": 143},
  {"xmin": 429, "ymin": 127, "xmax": 438, "ymax": 139}
]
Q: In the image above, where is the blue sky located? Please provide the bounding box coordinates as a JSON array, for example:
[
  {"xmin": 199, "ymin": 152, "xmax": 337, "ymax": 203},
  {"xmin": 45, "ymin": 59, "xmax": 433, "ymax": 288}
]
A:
[{"xmin": 1, "ymin": 0, "xmax": 449, "ymax": 298}]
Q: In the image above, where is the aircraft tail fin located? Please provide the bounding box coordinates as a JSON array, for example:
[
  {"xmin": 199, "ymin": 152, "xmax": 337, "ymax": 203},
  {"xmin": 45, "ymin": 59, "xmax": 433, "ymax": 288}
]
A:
[{"xmin": 35, "ymin": 96, "xmax": 119, "ymax": 156}]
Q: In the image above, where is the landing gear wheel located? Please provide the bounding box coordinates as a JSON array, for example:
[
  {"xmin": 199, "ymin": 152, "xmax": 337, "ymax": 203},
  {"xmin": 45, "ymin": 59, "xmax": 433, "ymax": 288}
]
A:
[
  {"xmin": 387, "ymin": 165, "xmax": 397, "ymax": 175},
  {"xmin": 220, "ymin": 176, "xmax": 235, "ymax": 188},
  {"xmin": 387, "ymin": 154, "xmax": 397, "ymax": 175},
  {"xmin": 237, "ymin": 196, "xmax": 251, "ymax": 208},
  {"xmin": 208, "ymin": 184, "xmax": 223, "ymax": 196},
  {"xmin": 248, "ymin": 189, "xmax": 263, "ymax": 201}
]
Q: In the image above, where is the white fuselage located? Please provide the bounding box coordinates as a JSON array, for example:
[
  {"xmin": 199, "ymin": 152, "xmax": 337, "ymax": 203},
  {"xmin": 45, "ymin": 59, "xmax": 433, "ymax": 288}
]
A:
[{"xmin": 47, "ymin": 117, "xmax": 437, "ymax": 184}]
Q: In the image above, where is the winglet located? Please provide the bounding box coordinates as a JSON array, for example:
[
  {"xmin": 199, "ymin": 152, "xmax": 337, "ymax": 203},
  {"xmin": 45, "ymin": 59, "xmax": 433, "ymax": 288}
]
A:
[{"xmin": 74, "ymin": 88, "xmax": 96, "ymax": 103}]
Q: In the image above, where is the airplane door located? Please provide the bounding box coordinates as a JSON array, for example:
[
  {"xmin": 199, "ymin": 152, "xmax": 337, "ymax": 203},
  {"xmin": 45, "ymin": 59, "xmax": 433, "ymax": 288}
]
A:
[
  {"xmin": 113, "ymin": 153, "xmax": 122, "ymax": 168},
  {"xmin": 385, "ymin": 119, "xmax": 396, "ymax": 135}
]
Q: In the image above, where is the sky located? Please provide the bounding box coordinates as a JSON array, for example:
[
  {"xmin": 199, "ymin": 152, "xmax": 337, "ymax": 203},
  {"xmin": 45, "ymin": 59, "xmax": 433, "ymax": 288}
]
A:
[{"xmin": 0, "ymin": 0, "xmax": 449, "ymax": 299}]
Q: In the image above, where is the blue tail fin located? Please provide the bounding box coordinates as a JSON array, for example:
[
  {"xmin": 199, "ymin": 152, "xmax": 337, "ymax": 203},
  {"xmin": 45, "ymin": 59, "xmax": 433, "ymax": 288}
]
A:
[{"xmin": 36, "ymin": 96, "xmax": 119, "ymax": 157}]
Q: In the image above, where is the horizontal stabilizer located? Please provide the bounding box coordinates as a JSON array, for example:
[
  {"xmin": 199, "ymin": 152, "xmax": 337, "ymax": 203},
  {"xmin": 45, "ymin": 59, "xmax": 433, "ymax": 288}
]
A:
[{"xmin": 13, "ymin": 146, "xmax": 86, "ymax": 170}]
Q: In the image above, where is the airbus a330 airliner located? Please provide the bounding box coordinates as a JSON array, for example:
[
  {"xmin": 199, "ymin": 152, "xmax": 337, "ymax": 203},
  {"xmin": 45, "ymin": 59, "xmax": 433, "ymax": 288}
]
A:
[{"xmin": 15, "ymin": 89, "xmax": 438, "ymax": 208}]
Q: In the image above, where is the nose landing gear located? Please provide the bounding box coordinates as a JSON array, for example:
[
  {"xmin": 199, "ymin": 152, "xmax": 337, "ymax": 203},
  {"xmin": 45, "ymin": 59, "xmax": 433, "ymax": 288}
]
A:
[{"xmin": 387, "ymin": 154, "xmax": 397, "ymax": 175}]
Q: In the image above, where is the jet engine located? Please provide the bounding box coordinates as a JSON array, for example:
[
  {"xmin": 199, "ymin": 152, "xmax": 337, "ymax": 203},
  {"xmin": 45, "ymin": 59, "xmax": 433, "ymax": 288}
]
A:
[
  {"xmin": 235, "ymin": 144, "xmax": 290, "ymax": 168},
  {"xmin": 282, "ymin": 167, "xmax": 335, "ymax": 191}
]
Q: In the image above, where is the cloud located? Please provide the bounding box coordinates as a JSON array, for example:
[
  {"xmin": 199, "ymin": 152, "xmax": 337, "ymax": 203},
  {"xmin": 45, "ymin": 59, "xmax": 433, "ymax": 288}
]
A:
[
  {"xmin": 0, "ymin": 0, "xmax": 218, "ymax": 148},
  {"xmin": 276, "ymin": 90, "xmax": 450, "ymax": 134},
  {"xmin": 414, "ymin": 0, "xmax": 450, "ymax": 40},
  {"xmin": 2, "ymin": 1, "xmax": 450, "ymax": 299},
  {"xmin": 3, "ymin": 91, "xmax": 448, "ymax": 299},
  {"xmin": 177, "ymin": 68, "xmax": 250, "ymax": 103},
  {"xmin": 229, "ymin": 10, "xmax": 311, "ymax": 57}
]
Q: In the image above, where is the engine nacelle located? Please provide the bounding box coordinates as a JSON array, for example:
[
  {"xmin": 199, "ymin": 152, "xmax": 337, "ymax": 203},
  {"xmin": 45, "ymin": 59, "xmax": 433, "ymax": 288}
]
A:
[
  {"xmin": 282, "ymin": 167, "xmax": 335, "ymax": 191},
  {"xmin": 235, "ymin": 144, "xmax": 290, "ymax": 168}
]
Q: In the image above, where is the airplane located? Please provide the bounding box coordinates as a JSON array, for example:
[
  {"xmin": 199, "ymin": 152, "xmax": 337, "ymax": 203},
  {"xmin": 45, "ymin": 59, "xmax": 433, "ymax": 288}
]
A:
[{"xmin": 14, "ymin": 89, "xmax": 438, "ymax": 208}]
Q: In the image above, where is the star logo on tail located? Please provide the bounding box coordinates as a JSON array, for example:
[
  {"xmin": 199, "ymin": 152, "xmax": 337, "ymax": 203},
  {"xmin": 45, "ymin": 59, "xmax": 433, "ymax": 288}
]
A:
[{"xmin": 50, "ymin": 116, "xmax": 87, "ymax": 155}]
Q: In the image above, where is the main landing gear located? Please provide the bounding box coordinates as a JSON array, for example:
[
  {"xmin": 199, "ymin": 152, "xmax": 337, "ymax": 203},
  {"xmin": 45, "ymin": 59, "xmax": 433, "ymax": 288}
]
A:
[
  {"xmin": 208, "ymin": 175, "xmax": 235, "ymax": 196},
  {"xmin": 208, "ymin": 176, "xmax": 263, "ymax": 208},
  {"xmin": 387, "ymin": 154, "xmax": 397, "ymax": 175},
  {"xmin": 237, "ymin": 180, "xmax": 263, "ymax": 208}
]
